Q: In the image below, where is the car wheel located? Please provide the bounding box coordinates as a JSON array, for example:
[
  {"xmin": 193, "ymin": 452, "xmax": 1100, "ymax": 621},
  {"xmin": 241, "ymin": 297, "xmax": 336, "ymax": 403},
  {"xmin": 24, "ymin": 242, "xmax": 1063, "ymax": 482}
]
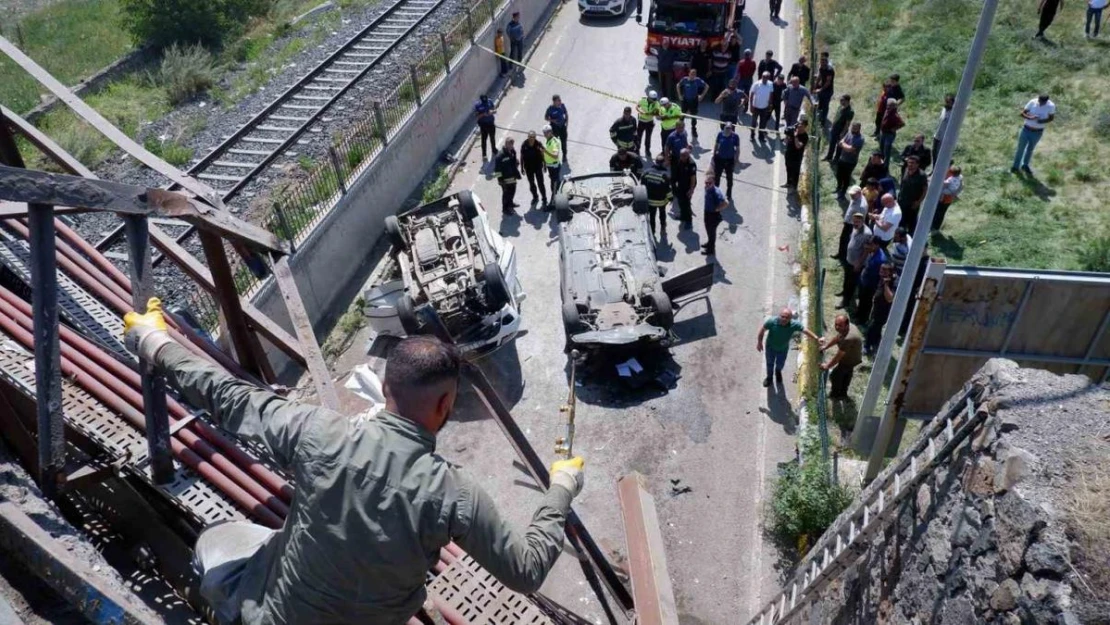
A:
[
  {"xmin": 632, "ymin": 185, "xmax": 650, "ymax": 214},
  {"xmin": 554, "ymin": 193, "xmax": 573, "ymax": 223},
  {"xmin": 562, "ymin": 300, "xmax": 584, "ymax": 333},
  {"xmin": 457, "ymin": 190, "xmax": 480, "ymax": 222},
  {"xmin": 483, "ymin": 262, "xmax": 511, "ymax": 309},
  {"xmin": 649, "ymin": 291, "xmax": 674, "ymax": 329},
  {"xmin": 397, "ymin": 293, "xmax": 422, "ymax": 335},
  {"xmin": 385, "ymin": 215, "xmax": 407, "ymax": 251}
]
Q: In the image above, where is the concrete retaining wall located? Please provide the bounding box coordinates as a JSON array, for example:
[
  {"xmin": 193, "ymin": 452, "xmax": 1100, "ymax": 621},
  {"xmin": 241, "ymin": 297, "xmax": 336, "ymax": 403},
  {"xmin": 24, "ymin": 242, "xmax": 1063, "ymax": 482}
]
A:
[{"xmin": 253, "ymin": 0, "xmax": 562, "ymax": 380}]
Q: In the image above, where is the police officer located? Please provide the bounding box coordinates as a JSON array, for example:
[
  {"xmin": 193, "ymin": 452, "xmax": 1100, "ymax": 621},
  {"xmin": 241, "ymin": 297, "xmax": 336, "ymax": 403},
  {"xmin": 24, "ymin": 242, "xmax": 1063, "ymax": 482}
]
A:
[
  {"xmin": 519, "ymin": 130, "xmax": 547, "ymax": 206},
  {"xmin": 702, "ymin": 172, "xmax": 727, "ymax": 256},
  {"xmin": 658, "ymin": 97, "xmax": 683, "ymax": 149},
  {"xmin": 541, "ymin": 124, "xmax": 563, "ymax": 204},
  {"xmin": 121, "ymin": 306, "xmax": 587, "ymax": 625},
  {"xmin": 635, "ymin": 90, "xmax": 660, "ymax": 156},
  {"xmin": 609, "ymin": 146, "xmax": 643, "ymax": 177},
  {"xmin": 474, "ymin": 94, "xmax": 497, "ymax": 161},
  {"xmin": 641, "ymin": 153, "xmax": 672, "ymax": 238},
  {"xmin": 712, "ymin": 122, "xmax": 740, "ymax": 198},
  {"xmin": 610, "ymin": 106, "xmax": 637, "ymax": 152},
  {"xmin": 544, "ymin": 95, "xmax": 569, "ymax": 162},
  {"xmin": 664, "ymin": 119, "xmax": 689, "ymax": 168},
  {"xmin": 672, "ymin": 147, "xmax": 697, "ymax": 229},
  {"xmin": 494, "ymin": 137, "xmax": 521, "ymax": 216}
]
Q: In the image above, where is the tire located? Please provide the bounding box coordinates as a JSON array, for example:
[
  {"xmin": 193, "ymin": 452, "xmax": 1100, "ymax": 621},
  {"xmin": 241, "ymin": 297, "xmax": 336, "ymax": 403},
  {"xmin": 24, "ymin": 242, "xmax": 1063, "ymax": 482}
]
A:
[
  {"xmin": 631, "ymin": 185, "xmax": 649, "ymax": 214},
  {"xmin": 385, "ymin": 215, "xmax": 407, "ymax": 251},
  {"xmin": 483, "ymin": 262, "xmax": 511, "ymax": 309},
  {"xmin": 648, "ymin": 291, "xmax": 674, "ymax": 330},
  {"xmin": 554, "ymin": 193, "xmax": 573, "ymax": 223},
  {"xmin": 562, "ymin": 300, "xmax": 583, "ymax": 334},
  {"xmin": 457, "ymin": 190, "xmax": 479, "ymax": 222},
  {"xmin": 396, "ymin": 293, "xmax": 422, "ymax": 335}
]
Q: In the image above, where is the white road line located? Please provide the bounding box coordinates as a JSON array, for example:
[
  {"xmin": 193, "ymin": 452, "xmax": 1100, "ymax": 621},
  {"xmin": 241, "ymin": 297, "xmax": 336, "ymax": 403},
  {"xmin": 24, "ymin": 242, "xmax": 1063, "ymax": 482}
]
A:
[{"xmin": 749, "ymin": 16, "xmax": 788, "ymax": 617}]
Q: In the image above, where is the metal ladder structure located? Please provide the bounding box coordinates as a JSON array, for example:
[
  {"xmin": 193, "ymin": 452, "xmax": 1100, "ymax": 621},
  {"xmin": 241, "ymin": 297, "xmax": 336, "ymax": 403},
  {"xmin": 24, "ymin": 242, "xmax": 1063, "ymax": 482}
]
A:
[{"xmin": 745, "ymin": 388, "xmax": 988, "ymax": 625}]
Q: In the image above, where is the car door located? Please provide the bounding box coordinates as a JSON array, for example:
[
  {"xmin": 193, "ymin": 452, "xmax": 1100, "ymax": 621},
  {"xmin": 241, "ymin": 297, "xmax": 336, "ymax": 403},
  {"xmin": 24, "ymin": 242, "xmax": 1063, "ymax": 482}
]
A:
[{"xmin": 660, "ymin": 264, "xmax": 715, "ymax": 305}]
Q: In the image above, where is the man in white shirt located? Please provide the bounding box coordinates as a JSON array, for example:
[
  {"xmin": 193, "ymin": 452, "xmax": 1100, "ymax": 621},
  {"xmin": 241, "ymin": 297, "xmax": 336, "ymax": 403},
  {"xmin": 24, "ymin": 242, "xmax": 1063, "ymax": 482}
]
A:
[
  {"xmin": 749, "ymin": 72, "xmax": 775, "ymax": 143},
  {"xmin": 834, "ymin": 185, "xmax": 868, "ymax": 261},
  {"xmin": 1011, "ymin": 94, "xmax": 1055, "ymax": 175},
  {"xmin": 869, "ymin": 193, "xmax": 902, "ymax": 248}
]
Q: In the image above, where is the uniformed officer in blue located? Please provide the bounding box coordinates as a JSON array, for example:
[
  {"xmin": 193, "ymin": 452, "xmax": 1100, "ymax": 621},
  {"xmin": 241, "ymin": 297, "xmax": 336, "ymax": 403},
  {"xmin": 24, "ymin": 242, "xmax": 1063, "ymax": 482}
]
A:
[
  {"xmin": 544, "ymin": 95, "xmax": 569, "ymax": 162},
  {"xmin": 712, "ymin": 122, "xmax": 741, "ymax": 198}
]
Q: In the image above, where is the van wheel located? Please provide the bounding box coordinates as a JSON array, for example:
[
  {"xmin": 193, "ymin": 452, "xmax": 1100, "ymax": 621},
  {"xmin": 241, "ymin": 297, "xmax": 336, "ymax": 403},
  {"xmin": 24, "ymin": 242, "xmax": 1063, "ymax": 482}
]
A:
[
  {"xmin": 385, "ymin": 215, "xmax": 407, "ymax": 251},
  {"xmin": 649, "ymin": 292, "xmax": 674, "ymax": 330},
  {"xmin": 457, "ymin": 190, "xmax": 479, "ymax": 222},
  {"xmin": 483, "ymin": 263, "xmax": 511, "ymax": 309},
  {"xmin": 397, "ymin": 294, "xmax": 422, "ymax": 335},
  {"xmin": 632, "ymin": 185, "xmax": 649, "ymax": 214}
]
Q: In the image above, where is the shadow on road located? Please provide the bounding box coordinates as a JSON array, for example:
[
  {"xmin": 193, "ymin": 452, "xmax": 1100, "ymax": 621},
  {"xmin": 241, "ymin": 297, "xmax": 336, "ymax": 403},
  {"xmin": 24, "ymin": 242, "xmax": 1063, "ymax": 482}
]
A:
[{"xmin": 761, "ymin": 382, "xmax": 798, "ymax": 435}]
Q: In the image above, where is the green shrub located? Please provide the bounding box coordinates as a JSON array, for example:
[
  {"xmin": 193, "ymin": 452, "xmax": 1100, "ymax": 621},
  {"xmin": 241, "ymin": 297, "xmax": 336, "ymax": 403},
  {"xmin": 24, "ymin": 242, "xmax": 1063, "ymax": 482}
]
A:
[
  {"xmin": 155, "ymin": 43, "xmax": 217, "ymax": 104},
  {"xmin": 421, "ymin": 166, "xmax": 450, "ymax": 204},
  {"xmin": 119, "ymin": 0, "xmax": 272, "ymax": 49},
  {"xmin": 143, "ymin": 135, "xmax": 194, "ymax": 166},
  {"xmin": 767, "ymin": 428, "xmax": 854, "ymax": 556},
  {"xmin": 1094, "ymin": 108, "xmax": 1110, "ymax": 139},
  {"xmin": 1079, "ymin": 236, "xmax": 1110, "ymax": 273}
]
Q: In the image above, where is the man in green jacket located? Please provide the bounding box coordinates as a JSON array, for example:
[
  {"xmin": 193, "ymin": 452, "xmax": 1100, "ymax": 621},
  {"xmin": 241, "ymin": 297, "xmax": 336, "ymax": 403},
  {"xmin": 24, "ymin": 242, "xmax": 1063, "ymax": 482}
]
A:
[{"xmin": 124, "ymin": 299, "xmax": 585, "ymax": 625}]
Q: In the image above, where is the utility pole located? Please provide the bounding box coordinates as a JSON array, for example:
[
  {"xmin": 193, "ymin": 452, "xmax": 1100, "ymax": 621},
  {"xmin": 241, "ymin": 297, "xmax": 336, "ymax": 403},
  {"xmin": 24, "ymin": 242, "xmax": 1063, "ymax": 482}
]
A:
[{"xmin": 854, "ymin": 0, "xmax": 1000, "ymax": 481}]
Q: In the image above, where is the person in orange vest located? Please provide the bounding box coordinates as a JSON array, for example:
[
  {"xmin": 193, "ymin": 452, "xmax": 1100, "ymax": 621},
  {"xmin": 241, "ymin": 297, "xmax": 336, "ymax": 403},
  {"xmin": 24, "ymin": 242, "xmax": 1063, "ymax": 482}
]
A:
[{"xmin": 494, "ymin": 28, "xmax": 508, "ymax": 75}]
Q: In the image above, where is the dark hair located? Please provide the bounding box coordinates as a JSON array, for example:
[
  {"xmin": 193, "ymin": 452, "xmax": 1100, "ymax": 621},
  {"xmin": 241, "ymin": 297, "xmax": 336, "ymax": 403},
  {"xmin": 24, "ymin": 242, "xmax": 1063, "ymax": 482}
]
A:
[
  {"xmin": 840, "ymin": 94, "xmax": 851, "ymax": 102},
  {"xmin": 906, "ymin": 155, "xmax": 919, "ymax": 164},
  {"xmin": 895, "ymin": 227, "xmax": 908, "ymax": 237},
  {"xmin": 890, "ymin": 73, "xmax": 900, "ymax": 81},
  {"xmin": 868, "ymin": 235, "xmax": 883, "ymax": 246},
  {"xmin": 385, "ymin": 336, "xmax": 462, "ymax": 394}
]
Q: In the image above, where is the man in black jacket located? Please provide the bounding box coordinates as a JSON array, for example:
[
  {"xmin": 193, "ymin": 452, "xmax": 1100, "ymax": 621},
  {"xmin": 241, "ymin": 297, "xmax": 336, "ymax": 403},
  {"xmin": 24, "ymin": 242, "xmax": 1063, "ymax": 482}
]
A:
[
  {"xmin": 757, "ymin": 50, "xmax": 783, "ymax": 80},
  {"xmin": 824, "ymin": 94, "xmax": 854, "ymax": 162},
  {"xmin": 493, "ymin": 137, "xmax": 521, "ymax": 216},
  {"xmin": 610, "ymin": 107, "xmax": 638, "ymax": 151},
  {"xmin": 609, "ymin": 147, "xmax": 643, "ymax": 177},
  {"xmin": 519, "ymin": 131, "xmax": 547, "ymax": 206}
]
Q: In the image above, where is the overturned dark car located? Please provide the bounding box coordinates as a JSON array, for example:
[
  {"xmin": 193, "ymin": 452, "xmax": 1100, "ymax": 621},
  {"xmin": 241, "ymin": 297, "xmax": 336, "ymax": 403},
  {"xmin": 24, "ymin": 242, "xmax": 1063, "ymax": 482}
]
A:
[{"xmin": 554, "ymin": 172, "xmax": 713, "ymax": 353}]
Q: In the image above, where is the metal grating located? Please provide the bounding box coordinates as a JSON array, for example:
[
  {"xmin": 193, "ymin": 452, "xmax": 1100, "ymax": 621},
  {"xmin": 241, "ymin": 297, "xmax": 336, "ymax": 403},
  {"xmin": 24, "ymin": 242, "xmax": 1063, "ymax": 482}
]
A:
[
  {"xmin": 0, "ymin": 339, "xmax": 244, "ymax": 527},
  {"xmin": 427, "ymin": 553, "xmax": 553, "ymax": 625},
  {"xmin": 0, "ymin": 239, "xmax": 129, "ymax": 358}
]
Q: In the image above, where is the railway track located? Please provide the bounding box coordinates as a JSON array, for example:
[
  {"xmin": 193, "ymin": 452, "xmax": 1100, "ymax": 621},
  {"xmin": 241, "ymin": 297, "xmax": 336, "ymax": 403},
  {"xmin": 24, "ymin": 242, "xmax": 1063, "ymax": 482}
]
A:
[{"xmin": 94, "ymin": 0, "xmax": 450, "ymax": 260}]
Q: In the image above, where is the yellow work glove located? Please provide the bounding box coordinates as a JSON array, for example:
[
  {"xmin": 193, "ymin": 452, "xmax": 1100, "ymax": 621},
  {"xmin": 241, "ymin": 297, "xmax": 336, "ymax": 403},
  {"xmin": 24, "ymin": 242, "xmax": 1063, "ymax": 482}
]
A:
[
  {"xmin": 550, "ymin": 456, "xmax": 585, "ymax": 499},
  {"xmin": 123, "ymin": 297, "xmax": 173, "ymax": 361}
]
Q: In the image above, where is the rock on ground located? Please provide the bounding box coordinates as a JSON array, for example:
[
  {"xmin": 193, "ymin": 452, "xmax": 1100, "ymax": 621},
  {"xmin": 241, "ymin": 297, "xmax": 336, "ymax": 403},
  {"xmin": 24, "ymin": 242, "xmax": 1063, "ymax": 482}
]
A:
[{"xmin": 793, "ymin": 360, "xmax": 1109, "ymax": 624}]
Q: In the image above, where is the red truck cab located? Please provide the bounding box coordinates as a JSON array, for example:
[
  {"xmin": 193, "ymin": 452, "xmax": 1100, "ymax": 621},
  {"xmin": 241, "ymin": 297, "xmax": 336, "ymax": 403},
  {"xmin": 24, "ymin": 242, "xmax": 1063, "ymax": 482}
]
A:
[{"xmin": 644, "ymin": 0, "xmax": 743, "ymax": 78}]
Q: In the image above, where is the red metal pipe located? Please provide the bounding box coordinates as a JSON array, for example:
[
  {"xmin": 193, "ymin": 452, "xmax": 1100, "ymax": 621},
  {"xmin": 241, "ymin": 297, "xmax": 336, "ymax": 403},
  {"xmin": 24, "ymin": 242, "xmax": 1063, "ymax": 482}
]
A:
[
  {"xmin": 52, "ymin": 217, "xmax": 132, "ymax": 294},
  {"xmin": 0, "ymin": 292, "xmax": 289, "ymax": 520},
  {"xmin": 0, "ymin": 309, "xmax": 283, "ymax": 528},
  {"xmin": 0, "ymin": 289, "xmax": 293, "ymax": 504}
]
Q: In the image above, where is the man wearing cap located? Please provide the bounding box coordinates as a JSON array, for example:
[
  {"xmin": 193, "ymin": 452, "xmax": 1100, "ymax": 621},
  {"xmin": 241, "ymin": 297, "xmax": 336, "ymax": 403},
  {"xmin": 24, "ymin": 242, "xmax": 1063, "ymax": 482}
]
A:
[
  {"xmin": 544, "ymin": 95, "xmax": 569, "ymax": 162},
  {"xmin": 609, "ymin": 147, "xmax": 643, "ymax": 177},
  {"xmin": 507, "ymin": 12, "xmax": 524, "ymax": 71},
  {"xmin": 713, "ymin": 122, "xmax": 740, "ymax": 197},
  {"xmin": 658, "ymin": 96, "xmax": 683, "ymax": 148},
  {"xmin": 636, "ymin": 91, "xmax": 660, "ymax": 156},
  {"xmin": 676, "ymin": 68, "xmax": 709, "ymax": 140},
  {"xmin": 541, "ymin": 125, "xmax": 562, "ymax": 202},
  {"xmin": 748, "ymin": 72, "xmax": 775, "ymax": 142},
  {"xmin": 474, "ymin": 94, "xmax": 497, "ymax": 161},
  {"xmin": 121, "ymin": 303, "xmax": 587, "ymax": 625},
  {"xmin": 672, "ymin": 148, "xmax": 698, "ymax": 228},
  {"xmin": 834, "ymin": 185, "xmax": 867, "ymax": 261},
  {"xmin": 610, "ymin": 106, "xmax": 638, "ymax": 152},
  {"xmin": 519, "ymin": 130, "xmax": 547, "ymax": 206},
  {"xmin": 493, "ymin": 136, "xmax": 521, "ymax": 216},
  {"xmin": 1011, "ymin": 93, "xmax": 1055, "ymax": 175},
  {"xmin": 641, "ymin": 154, "xmax": 672, "ymax": 238}
]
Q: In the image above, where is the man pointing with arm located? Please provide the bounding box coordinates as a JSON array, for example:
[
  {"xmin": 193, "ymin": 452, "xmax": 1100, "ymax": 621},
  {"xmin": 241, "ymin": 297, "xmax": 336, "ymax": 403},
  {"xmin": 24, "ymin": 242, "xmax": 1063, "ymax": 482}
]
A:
[{"xmin": 124, "ymin": 300, "xmax": 584, "ymax": 625}]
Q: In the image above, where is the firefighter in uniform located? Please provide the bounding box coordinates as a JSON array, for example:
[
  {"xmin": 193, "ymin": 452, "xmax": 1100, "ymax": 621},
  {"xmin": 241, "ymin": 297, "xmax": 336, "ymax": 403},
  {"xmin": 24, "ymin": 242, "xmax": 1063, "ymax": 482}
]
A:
[
  {"xmin": 493, "ymin": 137, "xmax": 521, "ymax": 216},
  {"xmin": 658, "ymin": 97, "xmax": 683, "ymax": 150},
  {"xmin": 609, "ymin": 107, "xmax": 638, "ymax": 152},
  {"xmin": 635, "ymin": 90, "xmax": 660, "ymax": 156},
  {"xmin": 641, "ymin": 153, "xmax": 672, "ymax": 238},
  {"xmin": 609, "ymin": 146, "xmax": 643, "ymax": 177},
  {"xmin": 541, "ymin": 125, "xmax": 563, "ymax": 204}
]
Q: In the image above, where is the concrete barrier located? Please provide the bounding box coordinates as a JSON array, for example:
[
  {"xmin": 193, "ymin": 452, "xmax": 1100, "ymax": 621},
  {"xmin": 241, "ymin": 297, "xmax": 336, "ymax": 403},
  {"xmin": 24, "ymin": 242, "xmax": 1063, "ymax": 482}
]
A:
[{"xmin": 253, "ymin": 0, "xmax": 563, "ymax": 380}]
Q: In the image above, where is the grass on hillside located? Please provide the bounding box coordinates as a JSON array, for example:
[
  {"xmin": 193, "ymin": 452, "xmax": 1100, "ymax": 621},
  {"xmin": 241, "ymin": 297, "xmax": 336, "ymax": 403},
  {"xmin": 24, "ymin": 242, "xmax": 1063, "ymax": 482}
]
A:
[
  {"xmin": 0, "ymin": 0, "xmax": 134, "ymax": 114},
  {"xmin": 809, "ymin": 0, "xmax": 1110, "ymax": 444}
]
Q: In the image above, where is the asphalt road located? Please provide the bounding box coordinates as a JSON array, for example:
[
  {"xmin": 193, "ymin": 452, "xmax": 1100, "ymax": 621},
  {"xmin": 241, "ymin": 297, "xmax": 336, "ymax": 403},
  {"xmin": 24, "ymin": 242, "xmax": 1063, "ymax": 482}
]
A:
[{"xmin": 439, "ymin": 1, "xmax": 804, "ymax": 622}]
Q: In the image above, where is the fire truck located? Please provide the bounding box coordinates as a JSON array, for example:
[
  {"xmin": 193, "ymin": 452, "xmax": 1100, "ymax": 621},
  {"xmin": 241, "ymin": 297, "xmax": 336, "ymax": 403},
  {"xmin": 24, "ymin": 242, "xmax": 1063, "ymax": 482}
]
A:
[{"xmin": 644, "ymin": 0, "xmax": 744, "ymax": 78}]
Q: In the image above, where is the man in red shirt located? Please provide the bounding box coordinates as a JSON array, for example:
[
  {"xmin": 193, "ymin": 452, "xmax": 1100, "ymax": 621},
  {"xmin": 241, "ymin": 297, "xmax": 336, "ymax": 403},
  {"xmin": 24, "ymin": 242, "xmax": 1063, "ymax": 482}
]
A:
[{"xmin": 736, "ymin": 48, "xmax": 757, "ymax": 111}]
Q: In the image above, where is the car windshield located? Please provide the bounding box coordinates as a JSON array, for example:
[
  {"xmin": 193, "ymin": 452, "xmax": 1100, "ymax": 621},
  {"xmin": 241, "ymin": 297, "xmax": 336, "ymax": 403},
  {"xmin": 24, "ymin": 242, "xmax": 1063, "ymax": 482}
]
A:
[{"xmin": 649, "ymin": 1, "xmax": 725, "ymax": 36}]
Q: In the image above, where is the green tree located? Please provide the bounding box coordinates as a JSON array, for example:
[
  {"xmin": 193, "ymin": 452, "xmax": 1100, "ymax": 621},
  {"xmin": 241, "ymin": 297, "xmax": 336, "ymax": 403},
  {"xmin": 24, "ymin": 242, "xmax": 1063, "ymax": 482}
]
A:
[{"xmin": 119, "ymin": 0, "xmax": 272, "ymax": 50}]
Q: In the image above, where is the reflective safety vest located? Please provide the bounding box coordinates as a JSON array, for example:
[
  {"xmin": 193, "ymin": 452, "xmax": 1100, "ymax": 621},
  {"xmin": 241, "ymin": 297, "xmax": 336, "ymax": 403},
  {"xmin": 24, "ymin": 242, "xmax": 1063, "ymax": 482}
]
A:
[
  {"xmin": 544, "ymin": 136, "xmax": 561, "ymax": 166},
  {"xmin": 640, "ymin": 165, "xmax": 672, "ymax": 206},
  {"xmin": 610, "ymin": 116, "xmax": 637, "ymax": 149},
  {"xmin": 659, "ymin": 103, "xmax": 683, "ymax": 130},
  {"xmin": 637, "ymin": 97, "xmax": 659, "ymax": 123}
]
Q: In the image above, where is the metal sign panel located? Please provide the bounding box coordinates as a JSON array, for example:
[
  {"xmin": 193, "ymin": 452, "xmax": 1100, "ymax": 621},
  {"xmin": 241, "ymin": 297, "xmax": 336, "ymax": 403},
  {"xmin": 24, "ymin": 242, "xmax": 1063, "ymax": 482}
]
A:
[{"xmin": 900, "ymin": 265, "xmax": 1110, "ymax": 418}]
